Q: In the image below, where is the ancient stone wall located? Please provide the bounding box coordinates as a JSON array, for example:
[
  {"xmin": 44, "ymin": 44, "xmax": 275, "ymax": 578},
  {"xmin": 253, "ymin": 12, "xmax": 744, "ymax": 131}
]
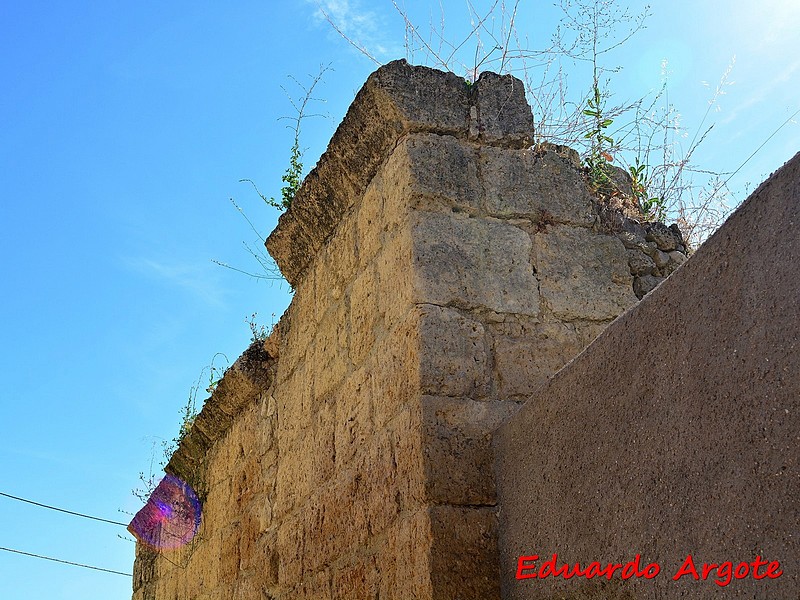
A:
[
  {"xmin": 495, "ymin": 151, "xmax": 800, "ymax": 599},
  {"xmin": 131, "ymin": 60, "xmax": 689, "ymax": 600}
]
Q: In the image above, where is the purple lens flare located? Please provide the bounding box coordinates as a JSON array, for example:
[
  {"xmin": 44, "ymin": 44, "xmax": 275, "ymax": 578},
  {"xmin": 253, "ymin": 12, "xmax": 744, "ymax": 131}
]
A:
[{"xmin": 128, "ymin": 474, "xmax": 201, "ymax": 550}]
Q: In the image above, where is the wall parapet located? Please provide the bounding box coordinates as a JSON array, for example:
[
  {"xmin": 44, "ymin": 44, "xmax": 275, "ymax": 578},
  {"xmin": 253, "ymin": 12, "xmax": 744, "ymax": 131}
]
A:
[
  {"xmin": 166, "ymin": 341, "xmax": 276, "ymax": 498},
  {"xmin": 265, "ymin": 59, "xmax": 534, "ymax": 287}
]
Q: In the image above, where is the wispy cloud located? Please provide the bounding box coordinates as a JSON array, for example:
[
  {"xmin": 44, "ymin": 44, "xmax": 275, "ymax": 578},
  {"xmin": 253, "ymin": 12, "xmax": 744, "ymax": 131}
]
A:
[
  {"xmin": 720, "ymin": 59, "xmax": 800, "ymax": 127},
  {"xmin": 123, "ymin": 257, "xmax": 228, "ymax": 308},
  {"xmin": 307, "ymin": 0, "xmax": 401, "ymax": 61}
]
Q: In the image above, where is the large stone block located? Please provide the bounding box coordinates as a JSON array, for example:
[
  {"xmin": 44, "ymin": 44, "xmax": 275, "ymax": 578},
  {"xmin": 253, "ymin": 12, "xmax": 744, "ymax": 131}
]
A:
[
  {"xmin": 492, "ymin": 322, "xmax": 586, "ymax": 398},
  {"xmin": 429, "ymin": 506, "xmax": 501, "ymax": 600},
  {"xmin": 348, "ymin": 263, "xmax": 380, "ymax": 367},
  {"xmin": 369, "ymin": 311, "xmax": 420, "ymax": 429},
  {"xmin": 413, "ymin": 212, "xmax": 540, "ymax": 315},
  {"xmin": 473, "ymin": 71, "xmax": 534, "ymax": 147},
  {"xmin": 334, "ymin": 368, "xmax": 373, "ymax": 470},
  {"xmin": 383, "ymin": 133, "xmax": 482, "ymax": 213},
  {"xmin": 379, "ymin": 511, "xmax": 435, "ymax": 600},
  {"xmin": 534, "ymin": 225, "xmax": 637, "ymax": 320},
  {"xmin": 482, "ymin": 146, "xmax": 596, "ymax": 225},
  {"xmin": 418, "ymin": 305, "xmax": 489, "ymax": 397},
  {"xmin": 422, "ymin": 396, "xmax": 519, "ymax": 505}
]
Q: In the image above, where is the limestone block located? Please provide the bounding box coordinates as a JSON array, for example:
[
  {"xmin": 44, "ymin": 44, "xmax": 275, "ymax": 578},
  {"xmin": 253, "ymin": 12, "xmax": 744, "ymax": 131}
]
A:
[
  {"xmin": 383, "ymin": 133, "xmax": 482, "ymax": 212},
  {"xmin": 422, "ymin": 396, "xmax": 519, "ymax": 505},
  {"xmin": 300, "ymin": 498, "xmax": 328, "ymax": 573},
  {"xmin": 386, "ymin": 407, "xmax": 426, "ymax": 511},
  {"xmin": 482, "ymin": 146, "xmax": 596, "ymax": 225},
  {"xmin": 334, "ymin": 367, "xmax": 373, "ymax": 470},
  {"xmin": 238, "ymin": 500, "xmax": 274, "ymax": 572},
  {"xmin": 310, "ymin": 398, "xmax": 336, "ymax": 484},
  {"xmin": 534, "ymin": 225, "xmax": 638, "ymax": 320},
  {"xmin": 429, "ymin": 506, "xmax": 500, "ymax": 600},
  {"xmin": 363, "ymin": 429, "xmax": 400, "ymax": 537},
  {"xmin": 492, "ymin": 322, "xmax": 587, "ymax": 398},
  {"xmin": 318, "ymin": 470, "xmax": 369, "ymax": 565},
  {"xmin": 413, "ymin": 212, "xmax": 540, "ymax": 315},
  {"xmin": 473, "ymin": 71, "xmax": 534, "ymax": 147},
  {"xmin": 277, "ymin": 512, "xmax": 305, "ymax": 588},
  {"xmin": 348, "ymin": 264, "xmax": 380, "ymax": 368},
  {"xmin": 219, "ymin": 521, "xmax": 242, "ymax": 584},
  {"xmin": 379, "ymin": 511, "xmax": 435, "ymax": 600},
  {"xmin": 311, "ymin": 299, "xmax": 349, "ymax": 400},
  {"xmin": 369, "ymin": 313, "xmax": 420, "ymax": 429},
  {"xmin": 275, "ymin": 431, "xmax": 311, "ymax": 519},
  {"xmin": 357, "ymin": 179, "xmax": 389, "ymax": 269},
  {"xmin": 375, "ymin": 230, "xmax": 415, "ymax": 331},
  {"xmin": 316, "ymin": 212, "xmax": 358, "ymax": 304},
  {"xmin": 300, "ymin": 569, "xmax": 333, "ymax": 600},
  {"xmin": 332, "ymin": 557, "xmax": 380, "ymax": 600},
  {"xmin": 418, "ymin": 305, "xmax": 489, "ymax": 397}
]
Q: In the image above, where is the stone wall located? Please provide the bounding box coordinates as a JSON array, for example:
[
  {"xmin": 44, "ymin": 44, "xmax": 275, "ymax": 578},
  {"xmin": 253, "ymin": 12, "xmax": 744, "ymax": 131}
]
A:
[
  {"xmin": 494, "ymin": 150, "xmax": 800, "ymax": 599},
  {"xmin": 130, "ymin": 60, "xmax": 689, "ymax": 599}
]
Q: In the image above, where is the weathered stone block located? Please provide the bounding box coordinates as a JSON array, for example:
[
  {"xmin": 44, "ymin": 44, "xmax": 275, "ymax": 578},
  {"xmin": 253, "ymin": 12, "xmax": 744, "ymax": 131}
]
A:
[
  {"xmin": 627, "ymin": 248, "xmax": 656, "ymax": 276},
  {"xmin": 418, "ymin": 305, "xmax": 489, "ymax": 397},
  {"xmin": 534, "ymin": 225, "xmax": 638, "ymax": 320},
  {"xmin": 383, "ymin": 133, "xmax": 482, "ymax": 212},
  {"xmin": 473, "ymin": 71, "xmax": 534, "ymax": 147},
  {"xmin": 380, "ymin": 511, "xmax": 435, "ymax": 600},
  {"xmin": 386, "ymin": 407, "xmax": 426, "ymax": 511},
  {"xmin": 375, "ymin": 230, "xmax": 415, "ymax": 332},
  {"xmin": 413, "ymin": 212, "xmax": 540, "ymax": 315},
  {"xmin": 332, "ymin": 557, "xmax": 380, "ymax": 600},
  {"xmin": 277, "ymin": 513, "xmax": 305, "ymax": 587},
  {"xmin": 348, "ymin": 264, "xmax": 380, "ymax": 367},
  {"xmin": 311, "ymin": 299, "xmax": 349, "ymax": 400},
  {"xmin": 334, "ymin": 368, "xmax": 373, "ymax": 470},
  {"xmin": 363, "ymin": 430, "xmax": 400, "ymax": 537},
  {"xmin": 422, "ymin": 396, "xmax": 519, "ymax": 505},
  {"xmin": 369, "ymin": 312, "xmax": 419, "ymax": 429},
  {"xmin": 482, "ymin": 146, "xmax": 596, "ymax": 225},
  {"xmin": 492, "ymin": 322, "xmax": 586, "ymax": 398},
  {"xmin": 310, "ymin": 398, "xmax": 336, "ymax": 484},
  {"xmin": 429, "ymin": 505, "xmax": 500, "ymax": 600}
]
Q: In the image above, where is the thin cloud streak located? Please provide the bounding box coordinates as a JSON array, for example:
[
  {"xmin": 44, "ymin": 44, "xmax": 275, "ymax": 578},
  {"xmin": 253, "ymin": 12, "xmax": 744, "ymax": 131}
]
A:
[{"xmin": 123, "ymin": 257, "xmax": 229, "ymax": 308}]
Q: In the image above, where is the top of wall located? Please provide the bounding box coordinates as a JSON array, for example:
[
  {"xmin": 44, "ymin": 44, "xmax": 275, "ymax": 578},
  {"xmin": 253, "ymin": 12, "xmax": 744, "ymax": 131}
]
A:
[{"xmin": 265, "ymin": 59, "xmax": 534, "ymax": 287}]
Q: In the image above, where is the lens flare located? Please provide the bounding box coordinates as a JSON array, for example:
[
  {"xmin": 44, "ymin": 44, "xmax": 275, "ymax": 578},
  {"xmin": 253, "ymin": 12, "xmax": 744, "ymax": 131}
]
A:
[{"xmin": 128, "ymin": 474, "xmax": 201, "ymax": 550}]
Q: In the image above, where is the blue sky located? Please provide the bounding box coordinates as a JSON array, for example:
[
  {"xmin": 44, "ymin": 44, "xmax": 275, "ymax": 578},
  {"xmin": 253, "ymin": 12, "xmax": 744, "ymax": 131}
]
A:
[{"xmin": 0, "ymin": 1, "xmax": 797, "ymax": 598}]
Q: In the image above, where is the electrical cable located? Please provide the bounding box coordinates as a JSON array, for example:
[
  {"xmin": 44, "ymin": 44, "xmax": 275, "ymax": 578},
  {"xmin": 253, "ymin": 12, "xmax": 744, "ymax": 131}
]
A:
[
  {"xmin": 0, "ymin": 545, "xmax": 131, "ymax": 577},
  {"xmin": 0, "ymin": 491, "xmax": 128, "ymax": 527}
]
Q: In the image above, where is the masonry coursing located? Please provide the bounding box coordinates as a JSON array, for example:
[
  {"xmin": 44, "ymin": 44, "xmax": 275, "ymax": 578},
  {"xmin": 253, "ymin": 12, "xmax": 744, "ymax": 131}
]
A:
[{"xmin": 131, "ymin": 59, "xmax": 689, "ymax": 600}]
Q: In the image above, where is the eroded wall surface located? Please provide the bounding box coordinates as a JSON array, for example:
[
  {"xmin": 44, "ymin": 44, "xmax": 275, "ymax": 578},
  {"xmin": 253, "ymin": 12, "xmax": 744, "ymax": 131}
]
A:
[
  {"xmin": 495, "ymin": 152, "xmax": 800, "ymax": 599},
  {"xmin": 131, "ymin": 60, "xmax": 688, "ymax": 600}
]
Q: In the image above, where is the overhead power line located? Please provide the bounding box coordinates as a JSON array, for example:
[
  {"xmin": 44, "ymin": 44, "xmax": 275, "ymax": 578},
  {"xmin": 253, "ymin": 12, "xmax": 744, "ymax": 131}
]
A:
[
  {"xmin": 0, "ymin": 546, "xmax": 131, "ymax": 577},
  {"xmin": 0, "ymin": 491, "xmax": 128, "ymax": 527}
]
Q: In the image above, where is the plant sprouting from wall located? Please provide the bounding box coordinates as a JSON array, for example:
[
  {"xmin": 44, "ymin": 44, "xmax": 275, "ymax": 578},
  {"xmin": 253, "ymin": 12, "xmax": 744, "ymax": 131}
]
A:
[
  {"xmin": 213, "ymin": 65, "xmax": 331, "ymax": 284},
  {"xmin": 315, "ymin": 0, "xmax": 757, "ymax": 246},
  {"xmin": 265, "ymin": 64, "xmax": 332, "ymax": 210},
  {"xmin": 132, "ymin": 353, "xmax": 230, "ymax": 502}
]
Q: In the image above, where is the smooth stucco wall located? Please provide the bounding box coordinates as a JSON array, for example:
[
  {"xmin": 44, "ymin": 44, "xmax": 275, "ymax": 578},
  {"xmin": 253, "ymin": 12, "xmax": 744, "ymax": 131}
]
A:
[{"xmin": 495, "ymin": 152, "xmax": 800, "ymax": 599}]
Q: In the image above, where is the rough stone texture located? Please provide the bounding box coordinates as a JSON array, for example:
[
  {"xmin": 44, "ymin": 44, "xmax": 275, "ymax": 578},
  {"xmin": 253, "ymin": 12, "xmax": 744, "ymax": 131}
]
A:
[
  {"xmin": 131, "ymin": 61, "xmax": 689, "ymax": 600},
  {"xmin": 534, "ymin": 226, "xmax": 637, "ymax": 320},
  {"xmin": 495, "ymin": 151, "xmax": 800, "ymax": 599},
  {"xmin": 266, "ymin": 60, "xmax": 534, "ymax": 287}
]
